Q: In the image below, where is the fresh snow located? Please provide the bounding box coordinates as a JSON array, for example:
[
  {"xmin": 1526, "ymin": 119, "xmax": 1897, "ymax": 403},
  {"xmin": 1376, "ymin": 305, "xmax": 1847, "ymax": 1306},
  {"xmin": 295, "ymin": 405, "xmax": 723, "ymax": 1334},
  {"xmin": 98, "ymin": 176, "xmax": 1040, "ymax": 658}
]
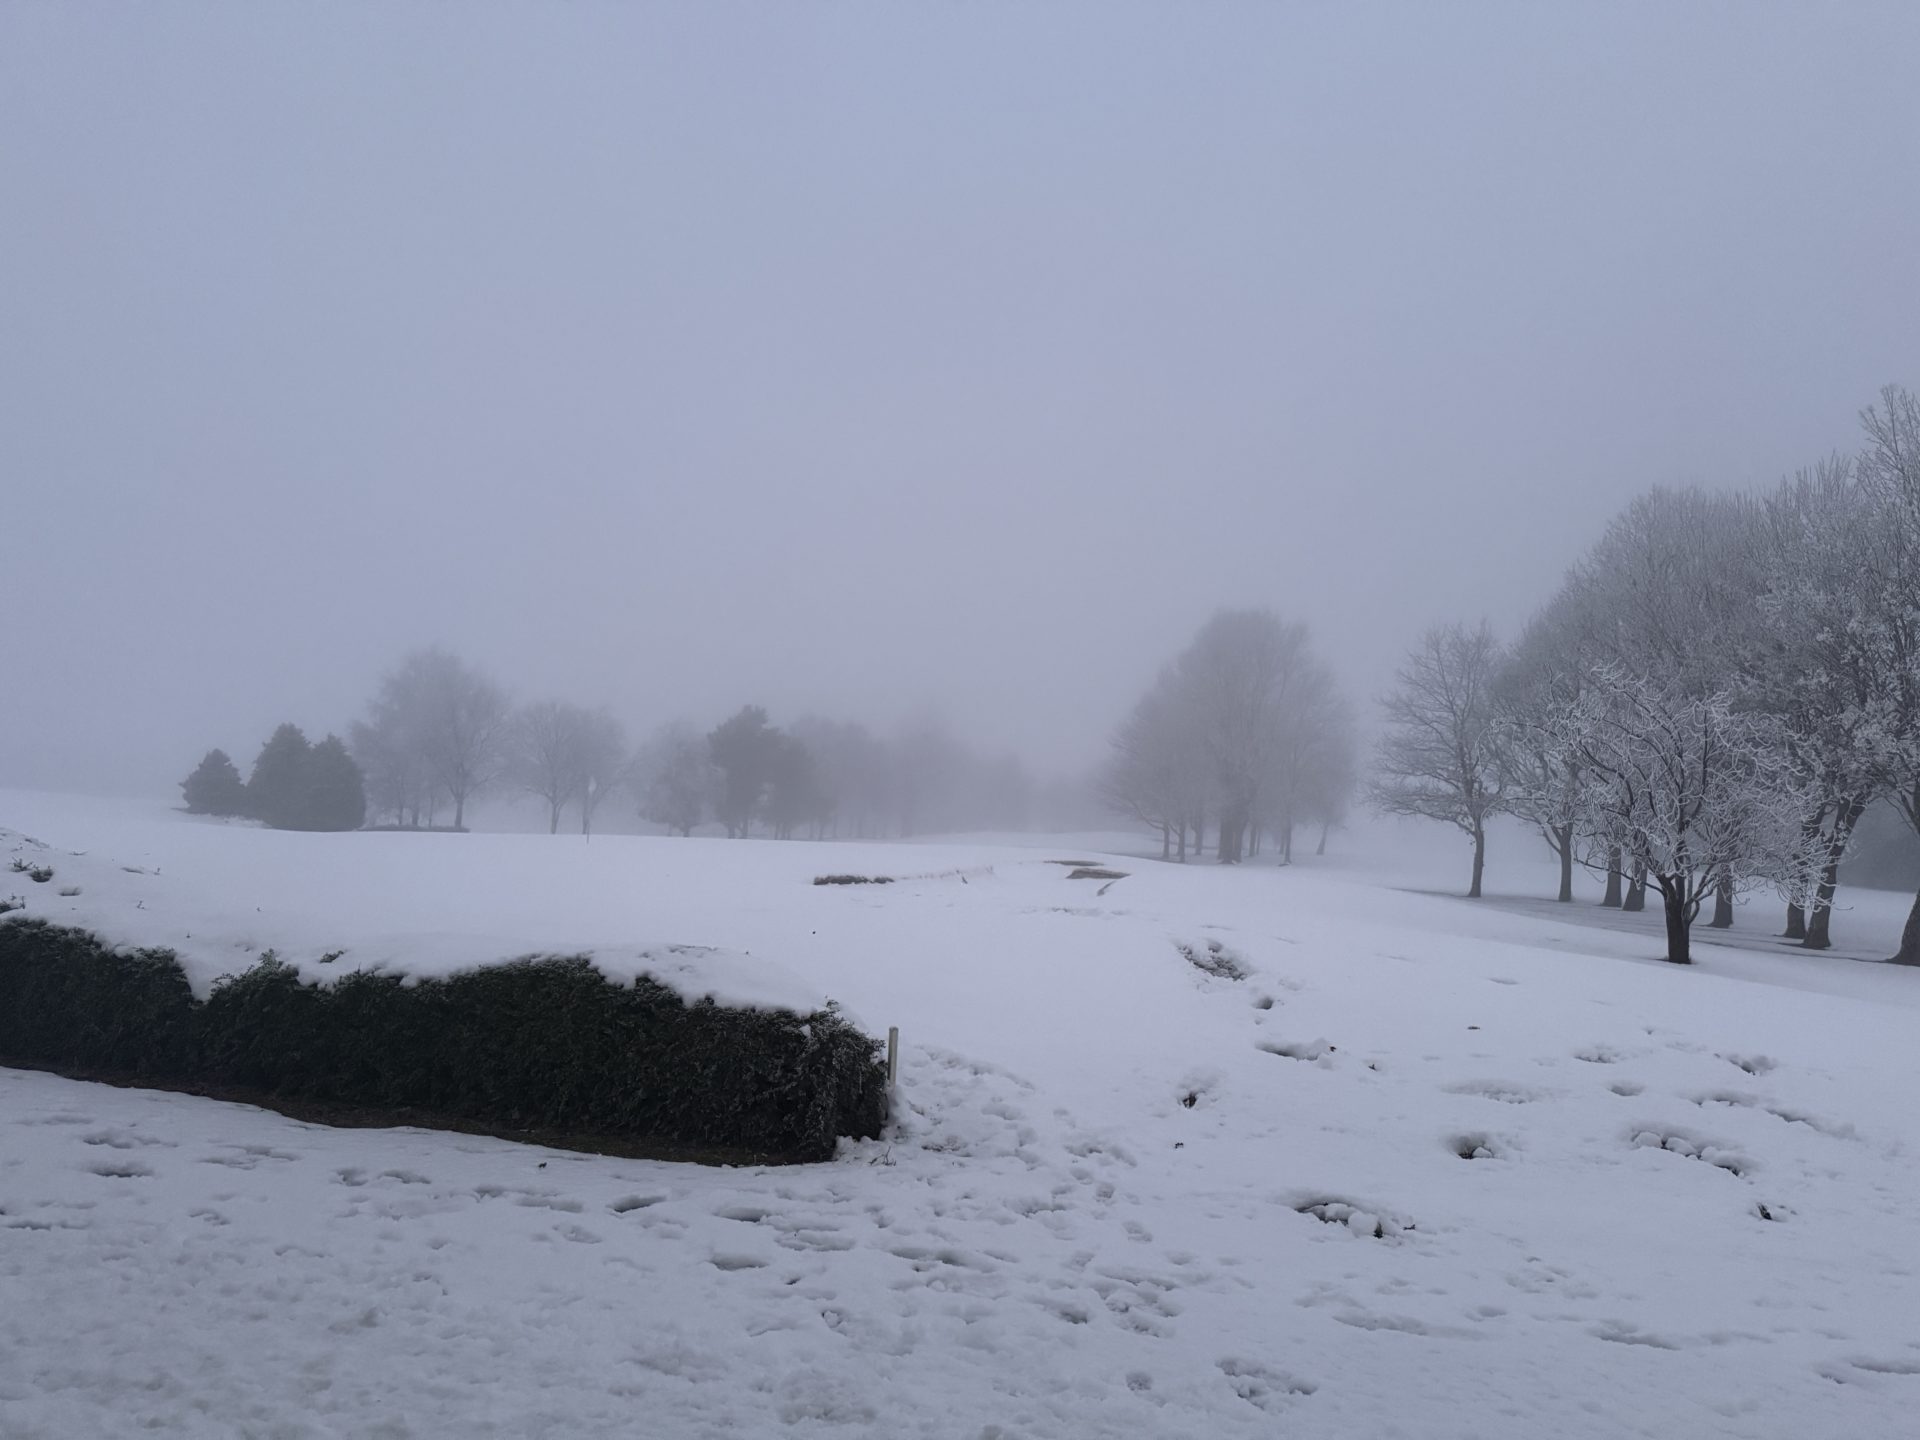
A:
[{"xmin": 4, "ymin": 789, "xmax": 1920, "ymax": 1439}]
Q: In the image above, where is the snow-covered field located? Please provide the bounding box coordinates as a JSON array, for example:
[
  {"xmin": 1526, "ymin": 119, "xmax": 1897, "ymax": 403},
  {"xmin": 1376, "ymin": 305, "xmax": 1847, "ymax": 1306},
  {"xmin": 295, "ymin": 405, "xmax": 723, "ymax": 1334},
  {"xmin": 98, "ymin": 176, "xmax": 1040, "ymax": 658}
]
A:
[{"xmin": 4, "ymin": 791, "xmax": 1919, "ymax": 1439}]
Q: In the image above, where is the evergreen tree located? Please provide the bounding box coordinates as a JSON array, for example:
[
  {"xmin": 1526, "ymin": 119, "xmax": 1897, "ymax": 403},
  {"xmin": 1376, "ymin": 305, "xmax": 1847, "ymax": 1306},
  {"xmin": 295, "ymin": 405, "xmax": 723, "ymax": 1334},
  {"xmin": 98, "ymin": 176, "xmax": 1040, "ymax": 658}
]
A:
[
  {"xmin": 305, "ymin": 734, "xmax": 368, "ymax": 832},
  {"xmin": 247, "ymin": 723, "xmax": 314, "ymax": 830},
  {"xmin": 180, "ymin": 748, "xmax": 249, "ymax": 816}
]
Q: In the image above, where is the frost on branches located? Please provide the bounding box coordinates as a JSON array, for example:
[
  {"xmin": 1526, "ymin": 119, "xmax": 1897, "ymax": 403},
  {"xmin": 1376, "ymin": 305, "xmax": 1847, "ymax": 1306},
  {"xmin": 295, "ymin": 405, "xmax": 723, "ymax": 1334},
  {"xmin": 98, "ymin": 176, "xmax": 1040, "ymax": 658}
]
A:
[{"xmin": 1537, "ymin": 668, "xmax": 1825, "ymax": 965}]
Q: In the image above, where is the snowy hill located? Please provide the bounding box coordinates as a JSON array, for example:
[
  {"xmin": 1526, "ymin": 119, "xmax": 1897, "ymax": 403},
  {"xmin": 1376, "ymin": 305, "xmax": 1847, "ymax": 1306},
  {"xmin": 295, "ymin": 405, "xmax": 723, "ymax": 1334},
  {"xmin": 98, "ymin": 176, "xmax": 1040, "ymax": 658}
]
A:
[{"xmin": 3, "ymin": 790, "xmax": 1918, "ymax": 1439}]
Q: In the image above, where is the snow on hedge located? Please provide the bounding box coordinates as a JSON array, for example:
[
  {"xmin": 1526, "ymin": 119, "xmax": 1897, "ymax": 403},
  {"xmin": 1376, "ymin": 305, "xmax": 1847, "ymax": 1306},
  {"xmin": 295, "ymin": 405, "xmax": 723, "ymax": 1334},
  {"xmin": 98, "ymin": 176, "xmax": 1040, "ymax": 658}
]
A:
[{"xmin": 1, "ymin": 824, "xmax": 828, "ymax": 1016}]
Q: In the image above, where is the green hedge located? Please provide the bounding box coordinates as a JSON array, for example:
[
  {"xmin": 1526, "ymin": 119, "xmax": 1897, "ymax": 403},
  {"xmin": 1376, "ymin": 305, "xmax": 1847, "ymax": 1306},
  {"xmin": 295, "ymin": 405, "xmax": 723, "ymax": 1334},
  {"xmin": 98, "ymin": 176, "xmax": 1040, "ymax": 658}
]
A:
[{"xmin": 0, "ymin": 918, "xmax": 887, "ymax": 1162}]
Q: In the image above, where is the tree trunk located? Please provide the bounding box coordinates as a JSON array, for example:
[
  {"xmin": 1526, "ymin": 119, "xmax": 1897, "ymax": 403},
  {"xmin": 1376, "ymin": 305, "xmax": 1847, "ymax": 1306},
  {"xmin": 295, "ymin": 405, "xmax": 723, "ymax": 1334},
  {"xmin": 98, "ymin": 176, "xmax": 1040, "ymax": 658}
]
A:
[
  {"xmin": 453, "ymin": 795, "xmax": 465, "ymax": 831},
  {"xmin": 1623, "ymin": 860, "xmax": 1647, "ymax": 912},
  {"xmin": 1468, "ymin": 823, "xmax": 1485, "ymax": 898},
  {"xmin": 1161, "ymin": 824, "xmax": 1171, "ymax": 860},
  {"xmin": 1708, "ymin": 871, "xmax": 1734, "ymax": 929},
  {"xmin": 1784, "ymin": 902, "xmax": 1807, "ymax": 941},
  {"xmin": 549, "ymin": 801, "xmax": 561, "ymax": 835},
  {"xmin": 1661, "ymin": 885, "xmax": 1693, "ymax": 964},
  {"xmin": 1891, "ymin": 889, "xmax": 1920, "ymax": 966},
  {"xmin": 1316, "ymin": 822, "xmax": 1328, "ymax": 857},
  {"xmin": 1601, "ymin": 847, "xmax": 1623, "ymax": 908},
  {"xmin": 1556, "ymin": 824, "xmax": 1574, "ymax": 903},
  {"xmin": 1805, "ymin": 797, "xmax": 1867, "ymax": 951},
  {"xmin": 1218, "ymin": 808, "xmax": 1246, "ymax": 864}
]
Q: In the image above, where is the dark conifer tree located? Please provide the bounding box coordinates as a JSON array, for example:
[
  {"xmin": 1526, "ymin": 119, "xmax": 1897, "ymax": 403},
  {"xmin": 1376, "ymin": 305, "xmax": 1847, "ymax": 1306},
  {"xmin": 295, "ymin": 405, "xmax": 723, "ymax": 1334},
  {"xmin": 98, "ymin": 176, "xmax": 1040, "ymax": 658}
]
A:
[
  {"xmin": 247, "ymin": 724, "xmax": 314, "ymax": 830},
  {"xmin": 305, "ymin": 734, "xmax": 368, "ymax": 832},
  {"xmin": 180, "ymin": 749, "xmax": 248, "ymax": 816}
]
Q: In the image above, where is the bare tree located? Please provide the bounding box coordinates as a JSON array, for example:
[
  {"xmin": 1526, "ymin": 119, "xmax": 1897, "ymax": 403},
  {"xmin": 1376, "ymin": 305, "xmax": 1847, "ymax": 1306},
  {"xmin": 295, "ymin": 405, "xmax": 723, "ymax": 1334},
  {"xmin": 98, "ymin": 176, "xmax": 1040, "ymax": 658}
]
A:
[
  {"xmin": 1102, "ymin": 667, "xmax": 1208, "ymax": 860},
  {"xmin": 417, "ymin": 651, "xmax": 510, "ymax": 831},
  {"xmin": 512, "ymin": 701, "xmax": 596, "ymax": 834},
  {"xmin": 1371, "ymin": 621, "xmax": 1507, "ymax": 897},
  {"xmin": 635, "ymin": 722, "xmax": 712, "ymax": 836},
  {"xmin": 1174, "ymin": 610, "xmax": 1322, "ymax": 864},
  {"xmin": 352, "ymin": 646, "xmax": 509, "ymax": 830}
]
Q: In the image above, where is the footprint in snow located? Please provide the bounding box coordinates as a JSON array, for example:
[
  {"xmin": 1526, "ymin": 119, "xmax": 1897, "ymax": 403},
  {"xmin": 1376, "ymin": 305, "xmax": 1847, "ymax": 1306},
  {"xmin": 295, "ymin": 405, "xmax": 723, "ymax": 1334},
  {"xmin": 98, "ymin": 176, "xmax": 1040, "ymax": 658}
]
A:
[
  {"xmin": 1217, "ymin": 1357, "xmax": 1316, "ymax": 1411},
  {"xmin": 85, "ymin": 1159, "xmax": 153, "ymax": 1179}
]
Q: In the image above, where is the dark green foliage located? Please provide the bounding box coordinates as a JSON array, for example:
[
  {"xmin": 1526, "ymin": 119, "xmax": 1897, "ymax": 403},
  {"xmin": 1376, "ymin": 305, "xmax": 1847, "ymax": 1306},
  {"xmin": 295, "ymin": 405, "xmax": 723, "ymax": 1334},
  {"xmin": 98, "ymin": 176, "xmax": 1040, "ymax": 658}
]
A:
[
  {"xmin": 305, "ymin": 735, "xmax": 368, "ymax": 832},
  {"xmin": 247, "ymin": 723, "xmax": 314, "ymax": 829},
  {"xmin": 0, "ymin": 921, "xmax": 888, "ymax": 1162},
  {"xmin": 0, "ymin": 919, "xmax": 198, "ymax": 1076},
  {"xmin": 226, "ymin": 726, "xmax": 367, "ymax": 831},
  {"xmin": 181, "ymin": 748, "xmax": 249, "ymax": 816},
  {"xmin": 708, "ymin": 705, "xmax": 779, "ymax": 838}
]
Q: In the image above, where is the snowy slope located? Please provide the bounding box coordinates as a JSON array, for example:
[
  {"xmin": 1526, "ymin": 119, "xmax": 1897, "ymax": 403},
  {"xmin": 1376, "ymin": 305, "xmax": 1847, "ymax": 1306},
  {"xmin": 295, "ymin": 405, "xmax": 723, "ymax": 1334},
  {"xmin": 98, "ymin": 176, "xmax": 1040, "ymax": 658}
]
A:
[{"xmin": 3, "ymin": 790, "xmax": 1919, "ymax": 1439}]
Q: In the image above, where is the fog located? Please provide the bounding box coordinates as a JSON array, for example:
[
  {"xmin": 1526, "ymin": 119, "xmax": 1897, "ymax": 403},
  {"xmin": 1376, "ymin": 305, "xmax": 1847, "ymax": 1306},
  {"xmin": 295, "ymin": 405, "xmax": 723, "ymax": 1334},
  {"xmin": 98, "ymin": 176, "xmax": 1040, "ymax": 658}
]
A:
[{"xmin": 4, "ymin": 3, "xmax": 1917, "ymax": 801}]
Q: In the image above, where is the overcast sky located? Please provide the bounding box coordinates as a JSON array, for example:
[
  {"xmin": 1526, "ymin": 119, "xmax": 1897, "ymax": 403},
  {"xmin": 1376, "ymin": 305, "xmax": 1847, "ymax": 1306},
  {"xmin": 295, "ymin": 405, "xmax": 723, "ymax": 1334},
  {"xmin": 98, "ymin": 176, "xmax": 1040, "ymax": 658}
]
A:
[{"xmin": 4, "ymin": 2, "xmax": 1917, "ymax": 796}]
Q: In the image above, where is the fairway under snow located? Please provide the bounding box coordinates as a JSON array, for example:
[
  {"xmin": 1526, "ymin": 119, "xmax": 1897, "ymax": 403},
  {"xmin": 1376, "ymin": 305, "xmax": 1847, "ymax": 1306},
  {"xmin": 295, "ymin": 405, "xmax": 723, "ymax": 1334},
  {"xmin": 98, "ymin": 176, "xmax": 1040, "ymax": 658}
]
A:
[{"xmin": 3, "ymin": 792, "xmax": 1918, "ymax": 1439}]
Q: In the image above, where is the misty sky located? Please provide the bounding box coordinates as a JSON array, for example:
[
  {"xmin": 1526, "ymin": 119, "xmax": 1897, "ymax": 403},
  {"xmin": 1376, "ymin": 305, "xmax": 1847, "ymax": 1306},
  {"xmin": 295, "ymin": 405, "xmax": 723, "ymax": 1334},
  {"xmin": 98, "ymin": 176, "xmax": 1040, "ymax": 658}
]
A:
[{"xmin": 5, "ymin": 3, "xmax": 1918, "ymax": 796}]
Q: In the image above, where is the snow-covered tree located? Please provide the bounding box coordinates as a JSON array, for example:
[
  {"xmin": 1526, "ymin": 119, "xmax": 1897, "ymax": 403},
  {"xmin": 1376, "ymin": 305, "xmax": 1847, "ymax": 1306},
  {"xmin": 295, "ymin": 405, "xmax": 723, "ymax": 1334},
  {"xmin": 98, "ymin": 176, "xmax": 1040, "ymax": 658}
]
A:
[
  {"xmin": 1371, "ymin": 621, "xmax": 1507, "ymax": 897},
  {"xmin": 1750, "ymin": 455, "xmax": 1901, "ymax": 947},
  {"xmin": 1853, "ymin": 385, "xmax": 1920, "ymax": 963},
  {"xmin": 1495, "ymin": 599, "xmax": 1592, "ymax": 903},
  {"xmin": 1538, "ymin": 668, "xmax": 1821, "ymax": 965}
]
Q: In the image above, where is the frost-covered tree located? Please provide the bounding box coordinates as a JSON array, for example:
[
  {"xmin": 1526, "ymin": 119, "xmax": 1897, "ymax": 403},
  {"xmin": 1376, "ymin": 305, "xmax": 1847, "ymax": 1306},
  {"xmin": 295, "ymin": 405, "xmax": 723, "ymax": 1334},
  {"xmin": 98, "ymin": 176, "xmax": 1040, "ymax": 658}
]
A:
[
  {"xmin": 180, "ymin": 748, "xmax": 248, "ymax": 817},
  {"xmin": 1539, "ymin": 669, "xmax": 1820, "ymax": 965},
  {"xmin": 1853, "ymin": 385, "xmax": 1920, "ymax": 964},
  {"xmin": 1495, "ymin": 600, "xmax": 1593, "ymax": 903},
  {"xmin": 1750, "ymin": 456, "xmax": 1901, "ymax": 948},
  {"xmin": 635, "ymin": 722, "xmax": 712, "ymax": 836},
  {"xmin": 1371, "ymin": 622, "xmax": 1507, "ymax": 897}
]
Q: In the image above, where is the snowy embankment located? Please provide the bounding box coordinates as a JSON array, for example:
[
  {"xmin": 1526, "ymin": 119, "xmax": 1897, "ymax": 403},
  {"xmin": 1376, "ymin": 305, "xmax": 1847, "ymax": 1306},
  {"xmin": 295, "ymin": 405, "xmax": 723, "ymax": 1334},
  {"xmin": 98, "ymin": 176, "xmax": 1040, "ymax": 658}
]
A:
[{"xmin": 3, "ymin": 789, "xmax": 1919, "ymax": 1439}]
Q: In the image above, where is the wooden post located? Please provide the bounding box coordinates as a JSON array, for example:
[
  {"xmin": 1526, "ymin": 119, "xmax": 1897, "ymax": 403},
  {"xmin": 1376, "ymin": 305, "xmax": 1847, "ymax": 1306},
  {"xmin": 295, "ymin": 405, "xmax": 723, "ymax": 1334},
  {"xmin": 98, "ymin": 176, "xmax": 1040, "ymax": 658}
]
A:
[{"xmin": 887, "ymin": 1026, "xmax": 899, "ymax": 1089}]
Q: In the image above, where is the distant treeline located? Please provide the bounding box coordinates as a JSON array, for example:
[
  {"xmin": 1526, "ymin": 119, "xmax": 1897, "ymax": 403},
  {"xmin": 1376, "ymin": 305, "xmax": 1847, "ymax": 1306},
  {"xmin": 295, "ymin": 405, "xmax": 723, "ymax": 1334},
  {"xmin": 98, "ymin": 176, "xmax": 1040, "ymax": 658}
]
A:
[{"xmin": 181, "ymin": 647, "xmax": 1064, "ymax": 841}]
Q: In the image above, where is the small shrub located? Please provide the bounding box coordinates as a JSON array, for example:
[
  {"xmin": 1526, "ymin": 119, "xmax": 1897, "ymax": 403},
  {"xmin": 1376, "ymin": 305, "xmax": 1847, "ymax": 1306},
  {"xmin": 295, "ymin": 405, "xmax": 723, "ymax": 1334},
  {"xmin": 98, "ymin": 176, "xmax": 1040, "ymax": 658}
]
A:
[{"xmin": 813, "ymin": 874, "xmax": 894, "ymax": 886}]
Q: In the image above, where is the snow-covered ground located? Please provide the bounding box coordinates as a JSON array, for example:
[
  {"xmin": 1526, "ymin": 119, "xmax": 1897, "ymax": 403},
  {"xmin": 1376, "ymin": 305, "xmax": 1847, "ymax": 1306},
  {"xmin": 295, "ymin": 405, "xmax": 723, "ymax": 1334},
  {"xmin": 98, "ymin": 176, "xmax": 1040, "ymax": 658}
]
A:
[{"xmin": 4, "ymin": 790, "xmax": 1919, "ymax": 1439}]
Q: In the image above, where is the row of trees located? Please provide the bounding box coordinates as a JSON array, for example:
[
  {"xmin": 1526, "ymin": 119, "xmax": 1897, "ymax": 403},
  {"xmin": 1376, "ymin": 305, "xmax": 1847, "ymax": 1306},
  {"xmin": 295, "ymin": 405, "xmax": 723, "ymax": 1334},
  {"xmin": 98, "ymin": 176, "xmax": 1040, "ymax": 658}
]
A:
[
  {"xmin": 341, "ymin": 647, "xmax": 1041, "ymax": 839},
  {"xmin": 1372, "ymin": 385, "xmax": 1920, "ymax": 966},
  {"xmin": 637, "ymin": 708, "xmax": 1041, "ymax": 840},
  {"xmin": 180, "ymin": 726, "xmax": 366, "ymax": 832},
  {"xmin": 1101, "ymin": 609, "xmax": 1359, "ymax": 863}
]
